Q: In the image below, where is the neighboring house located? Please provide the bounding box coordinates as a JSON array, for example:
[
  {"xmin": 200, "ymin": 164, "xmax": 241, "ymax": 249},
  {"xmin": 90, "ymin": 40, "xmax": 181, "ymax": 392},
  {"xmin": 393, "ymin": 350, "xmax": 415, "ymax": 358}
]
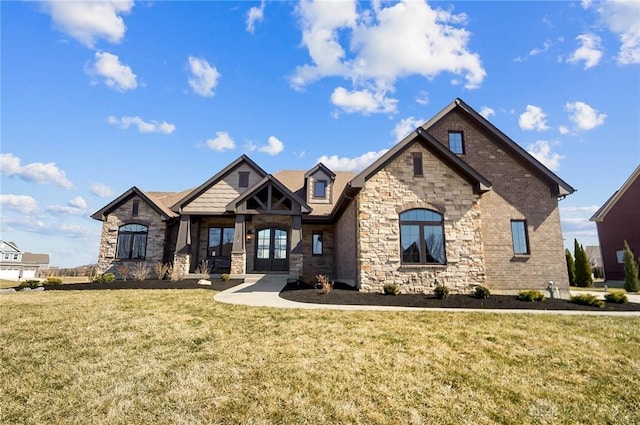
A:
[
  {"xmin": 584, "ymin": 245, "xmax": 603, "ymax": 271},
  {"xmin": 590, "ymin": 165, "xmax": 640, "ymax": 281},
  {"xmin": 0, "ymin": 241, "xmax": 50, "ymax": 280},
  {"xmin": 92, "ymin": 98, "xmax": 575, "ymax": 294}
]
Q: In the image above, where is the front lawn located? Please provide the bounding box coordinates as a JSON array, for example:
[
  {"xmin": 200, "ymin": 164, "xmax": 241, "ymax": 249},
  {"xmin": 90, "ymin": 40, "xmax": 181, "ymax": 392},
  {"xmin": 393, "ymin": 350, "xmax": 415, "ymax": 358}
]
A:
[{"xmin": 1, "ymin": 289, "xmax": 639, "ymax": 424}]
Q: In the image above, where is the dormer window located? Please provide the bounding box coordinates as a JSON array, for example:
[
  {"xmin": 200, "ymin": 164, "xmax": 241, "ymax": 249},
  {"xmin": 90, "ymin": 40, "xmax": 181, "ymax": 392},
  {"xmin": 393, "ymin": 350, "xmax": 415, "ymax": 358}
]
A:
[
  {"xmin": 314, "ymin": 180, "xmax": 327, "ymax": 198},
  {"xmin": 239, "ymin": 172, "xmax": 250, "ymax": 188},
  {"xmin": 448, "ymin": 131, "xmax": 464, "ymax": 154}
]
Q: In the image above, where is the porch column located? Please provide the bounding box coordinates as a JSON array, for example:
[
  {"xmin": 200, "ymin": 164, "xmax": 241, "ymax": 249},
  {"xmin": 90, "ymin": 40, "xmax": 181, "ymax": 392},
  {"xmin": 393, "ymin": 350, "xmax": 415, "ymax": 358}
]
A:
[
  {"xmin": 230, "ymin": 215, "xmax": 247, "ymax": 275},
  {"xmin": 173, "ymin": 215, "xmax": 191, "ymax": 275},
  {"xmin": 290, "ymin": 215, "xmax": 303, "ymax": 278}
]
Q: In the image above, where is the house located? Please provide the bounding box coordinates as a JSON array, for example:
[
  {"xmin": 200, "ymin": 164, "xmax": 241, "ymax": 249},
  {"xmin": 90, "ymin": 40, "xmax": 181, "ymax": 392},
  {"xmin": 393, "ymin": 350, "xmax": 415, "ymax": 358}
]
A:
[
  {"xmin": 92, "ymin": 98, "xmax": 575, "ymax": 294},
  {"xmin": 590, "ymin": 165, "xmax": 640, "ymax": 281},
  {"xmin": 0, "ymin": 241, "xmax": 50, "ymax": 280}
]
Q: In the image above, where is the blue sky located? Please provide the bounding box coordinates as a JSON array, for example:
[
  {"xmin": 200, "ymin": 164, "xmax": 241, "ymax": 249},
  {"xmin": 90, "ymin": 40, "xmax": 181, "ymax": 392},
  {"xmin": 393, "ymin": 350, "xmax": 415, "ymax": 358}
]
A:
[{"xmin": 1, "ymin": 0, "xmax": 639, "ymax": 268}]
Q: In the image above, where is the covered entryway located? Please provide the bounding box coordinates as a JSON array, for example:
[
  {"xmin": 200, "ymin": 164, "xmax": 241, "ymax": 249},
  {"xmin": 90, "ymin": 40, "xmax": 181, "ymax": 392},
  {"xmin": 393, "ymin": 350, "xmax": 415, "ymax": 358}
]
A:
[{"xmin": 254, "ymin": 227, "xmax": 289, "ymax": 271}]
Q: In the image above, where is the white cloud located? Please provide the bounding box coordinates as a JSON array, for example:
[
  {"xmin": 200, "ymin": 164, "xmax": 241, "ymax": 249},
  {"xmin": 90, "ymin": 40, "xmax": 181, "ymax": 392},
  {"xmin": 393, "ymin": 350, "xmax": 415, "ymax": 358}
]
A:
[
  {"xmin": 291, "ymin": 0, "xmax": 485, "ymax": 114},
  {"xmin": 479, "ymin": 106, "xmax": 495, "ymax": 119},
  {"xmin": 258, "ymin": 136, "xmax": 284, "ymax": 156},
  {"xmin": 558, "ymin": 125, "xmax": 570, "ymax": 135},
  {"xmin": 526, "ymin": 140, "xmax": 564, "ymax": 171},
  {"xmin": 40, "ymin": 0, "xmax": 133, "ymax": 48},
  {"xmin": 90, "ymin": 183, "xmax": 114, "ymax": 197},
  {"xmin": 392, "ymin": 117, "xmax": 424, "ymax": 142},
  {"xmin": 1, "ymin": 216, "xmax": 94, "ymax": 237},
  {"xmin": 47, "ymin": 196, "xmax": 88, "ymax": 216},
  {"xmin": 205, "ymin": 132, "xmax": 235, "ymax": 151},
  {"xmin": 330, "ymin": 86, "xmax": 398, "ymax": 114},
  {"xmin": 560, "ymin": 205, "xmax": 600, "ymax": 215},
  {"xmin": 566, "ymin": 34, "xmax": 603, "ymax": 69},
  {"xmin": 415, "ymin": 91, "xmax": 429, "ymax": 105},
  {"xmin": 0, "ymin": 153, "xmax": 73, "ymax": 189},
  {"xmin": 108, "ymin": 115, "xmax": 175, "ymax": 134},
  {"xmin": 188, "ymin": 56, "xmax": 220, "ymax": 97},
  {"xmin": 565, "ymin": 101, "xmax": 606, "ymax": 130},
  {"xmin": 246, "ymin": 1, "xmax": 266, "ymax": 33},
  {"xmin": 519, "ymin": 105, "xmax": 550, "ymax": 131},
  {"xmin": 317, "ymin": 149, "xmax": 388, "ymax": 172},
  {"xmin": 88, "ymin": 51, "xmax": 137, "ymax": 91},
  {"xmin": 596, "ymin": 0, "xmax": 640, "ymax": 65},
  {"xmin": 0, "ymin": 195, "xmax": 39, "ymax": 214},
  {"xmin": 529, "ymin": 40, "xmax": 552, "ymax": 56}
]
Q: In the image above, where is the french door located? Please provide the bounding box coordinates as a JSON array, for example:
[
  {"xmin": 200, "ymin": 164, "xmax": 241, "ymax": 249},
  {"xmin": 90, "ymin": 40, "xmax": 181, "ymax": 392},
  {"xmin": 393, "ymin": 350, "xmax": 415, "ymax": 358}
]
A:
[{"xmin": 254, "ymin": 228, "xmax": 289, "ymax": 272}]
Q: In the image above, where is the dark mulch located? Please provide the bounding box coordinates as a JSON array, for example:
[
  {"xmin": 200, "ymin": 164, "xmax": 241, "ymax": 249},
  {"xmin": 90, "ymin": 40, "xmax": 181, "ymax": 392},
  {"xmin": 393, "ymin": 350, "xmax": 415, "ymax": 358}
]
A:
[
  {"xmin": 44, "ymin": 279, "xmax": 243, "ymax": 292},
  {"xmin": 279, "ymin": 282, "xmax": 640, "ymax": 311}
]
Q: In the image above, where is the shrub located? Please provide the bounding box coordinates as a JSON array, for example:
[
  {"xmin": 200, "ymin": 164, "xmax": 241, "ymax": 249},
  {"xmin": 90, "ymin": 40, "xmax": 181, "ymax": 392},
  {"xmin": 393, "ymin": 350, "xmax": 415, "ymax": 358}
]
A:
[
  {"xmin": 131, "ymin": 262, "xmax": 151, "ymax": 281},
  {"xmin": 93, "ymin": 273, "xmax": 116, "ymax": 284},
  {"xmin": 565, "ymin": 249, "xmax": 576, "ymax": 285},
  {"xmin": 19, "ymin": 280, "xmax": 42, "ymax": 288},
  {"xmin": 517, "ymin": 290, "xmax": 545, "ymax": 302},
  {"xmin": 434, "ymin": 285, "xmax": 449, "ymax": 299},
  {"xmin": 115, "ymin": 265, "xmax": 131, "ymax": 281},
  {"xmin": 221, "ymin": 273, "xmax": 230, "ymax": 282},
  {"xmin": 195, "ymin": 260, "xmax": 212, "ymax": 275},
  {"xmin": 605, "ymin": 292, "xmax": 628, "ymax": 304},
  {"xmin": 574, "ymin": 239, "xmax": 593, "ymax": 287},
  {"xmin": 622, "ymin": 240, "xmax": 640, "ymax": 292},
  {"xmin": 43, "ymin": 276, "xmax": 63, "ymax": 285},
  {"xmin": 383, "ymin": 283, "xmax": 400, "ymax": 295},
  {"xmin": 316, "ymin": 274, "xmax": 333, "ymax": 294},
  {"xmin": 592, "ymin": 266, "xmax": 604, "ymax": 280},
  {"xmin": 570, "ymin": 294, "xmax": 604, "ymax": 308},
  {"xmin": 154, "ymin": 262, "xmax": 170, "ymax": 280},
  {"xmin": 168, "ymin": 265, "xmax": 183, "ymax": 282},
  {"xmin": 474, "ymin": 286, "xmax": 491, "ymax": 299}
]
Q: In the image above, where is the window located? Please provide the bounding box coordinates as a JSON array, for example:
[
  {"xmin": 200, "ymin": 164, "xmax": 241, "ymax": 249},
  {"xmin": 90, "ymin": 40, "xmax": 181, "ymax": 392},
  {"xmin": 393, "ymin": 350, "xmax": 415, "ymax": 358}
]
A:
[
  {"xmin": 314, "ymin": 180, "xmax": 327, "ymax": 198},
  {"xmin": 3, "ymin": 254, "xmax": 9, "ymax": 260},
  {"xmin": 448, "ymin": 131, "xmax": 464, "ymax": 154},
  {"xmin": 116, "ymin": 224, "xmax": 148, "ymax": 260},
  {"xmin": 239, "ymin": 172, "xmax": 250, "ymax": 188},
  {"xmin": 13, "ymin": 254, "xmax": 19, "ymax": 260},
  {"xmin": 511, "ymin": 220, "xmax": 529, "ymax": 255},
  {"xmin": 312, "ymin": 232, "xmax": 323, "ymax": 255},
  {"xmin": 208, "ymin": 227, "xmax": 235, "ymax": 257},
  {"xmin": 412, "ymin": 152, "xmax": 423, "ymax": 177},
  {"xmin": 616, "ymin": 250, "xmax": 625, "ymax": 264},
  {"xmin": 399, "ymin": 209, "xmax": 445, "ymax": 264},
  {"xmin": 132, "ymin": 200, "xmax": 139, "ymax": 217}
]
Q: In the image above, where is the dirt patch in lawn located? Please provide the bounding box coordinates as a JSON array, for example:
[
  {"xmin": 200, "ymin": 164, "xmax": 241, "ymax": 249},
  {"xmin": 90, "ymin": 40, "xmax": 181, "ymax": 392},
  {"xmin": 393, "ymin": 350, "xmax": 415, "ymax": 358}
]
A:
[
  {"xmin": 43, "ymin": 279, "xmax": 243, "ymax": 292},
  {"xmin": 279, "ymin": 282, "xmax": 640, "ymax": 311}
]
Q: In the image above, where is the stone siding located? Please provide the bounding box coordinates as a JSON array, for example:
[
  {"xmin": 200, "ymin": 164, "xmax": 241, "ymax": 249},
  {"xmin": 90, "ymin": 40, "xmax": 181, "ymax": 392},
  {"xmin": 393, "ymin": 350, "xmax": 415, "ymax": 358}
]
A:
[
  {"xmin": 357, "ymin": 142, "xmax": 485, "ymax": 294},
  {"xmin": 427, "ymin": 109, "xmax": 569, "ymax": 292},
  {"xmin": 97, "ymin": 196, "xmax": 167, "ymax": 274}
]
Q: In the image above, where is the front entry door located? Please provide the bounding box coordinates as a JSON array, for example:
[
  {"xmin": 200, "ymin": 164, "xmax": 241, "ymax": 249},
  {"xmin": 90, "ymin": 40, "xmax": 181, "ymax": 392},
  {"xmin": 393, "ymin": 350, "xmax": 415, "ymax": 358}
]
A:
[{"xmin": 255, "ymin": 228, "xmax": 289, "ymax": 272}]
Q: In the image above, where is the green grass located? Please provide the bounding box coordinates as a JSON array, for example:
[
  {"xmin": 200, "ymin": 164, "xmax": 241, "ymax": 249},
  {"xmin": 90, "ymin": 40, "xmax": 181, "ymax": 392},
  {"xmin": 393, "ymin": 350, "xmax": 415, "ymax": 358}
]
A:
[{"xmin": 2, "ymin": 290, "xmax": 639, "ymax": 424}]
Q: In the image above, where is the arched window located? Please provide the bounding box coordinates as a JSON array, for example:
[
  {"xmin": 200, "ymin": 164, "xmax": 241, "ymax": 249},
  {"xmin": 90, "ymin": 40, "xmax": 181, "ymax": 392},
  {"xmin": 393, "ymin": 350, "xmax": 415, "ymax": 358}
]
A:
[
  {"xmin": 399, "ymin": 209, "xmax": 445, "ymax": 265},
  {"xmin": 116, "ymin": 224, "xmax": 148, "ymax": 260}
]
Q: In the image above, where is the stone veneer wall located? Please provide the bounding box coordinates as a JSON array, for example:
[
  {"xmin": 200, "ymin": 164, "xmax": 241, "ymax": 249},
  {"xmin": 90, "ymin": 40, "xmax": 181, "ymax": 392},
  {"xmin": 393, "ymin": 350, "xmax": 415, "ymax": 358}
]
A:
[
  {"xmin": 357, "ymin": 142, "xmax": 485, "ymax": 294},
  {"xmin": 334, "ymin": 200, "xmax": 358, "ymax": 286},
  {"xmin": 97, "ymin": 196, "xmax": 166, "ymax": 274},
  {"xmin": 427, "ymin": 110, "xmax": 570, "ymax": 293}
]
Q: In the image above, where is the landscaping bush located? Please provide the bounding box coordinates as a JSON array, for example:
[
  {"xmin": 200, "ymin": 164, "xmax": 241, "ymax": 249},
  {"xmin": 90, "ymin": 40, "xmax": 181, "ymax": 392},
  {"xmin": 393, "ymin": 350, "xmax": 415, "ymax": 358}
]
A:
[
  {"xmin": 622, "ymin": 240, "xmax": 640, "ymax": 292},
  {"xmin": 93, "ymin": 273, "xmax": 116, "ymax": 284},
  {"xmin": 131, "ymin": 262, "xmax": 151, "ymax": 281},
  {"xmin": 221, "ymin": 273, "xmax": 230, "ymax": 282},
  {"xmin": 434, "ymin": 285, "xmax": 449, "ymax": 299},
  {"xmin": 18, "ymin": 280, "xmax": 42, "ymax": 288},
  {"xmin": 605, "ymin": 292, "xmax": 628, "ymax": 304},
  {"xmin": 43, "ymin": 276, "xmax": 63, "ymax": 285},
  {"xmin": 474, "ymin": 286, "xmax": 491, "ymax": 299},
  {"xmin": 115, "ymin": 265, "xmax": 131, "ymax": 282},
  {"xmin": 154, "ymin": 262, "xmax": 170, "ymax": 280},
  {"xmin": 383, "ymin": 283, "xmax": 400, "ymax": 295},
  {"xmin": 573, "ymin": 239, "xmax": 593, "ymax": 287},
  {"xmin": 316, "ymin": 274, "xmax": 333, "ymax": 294},
  {"xmin": 517, "ymin": 290, "xmax": 545, "ymax": 302},
  {"xmin": 570, "ymin": 294, "xmax": 604, "ymax": 308}
]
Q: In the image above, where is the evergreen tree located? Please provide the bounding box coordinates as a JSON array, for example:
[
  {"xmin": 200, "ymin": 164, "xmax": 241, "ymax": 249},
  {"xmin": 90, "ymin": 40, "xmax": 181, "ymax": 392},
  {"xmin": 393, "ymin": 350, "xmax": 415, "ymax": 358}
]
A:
[
  {"xmin": 574, "ymin": 239, "xmax": 593, "ymax": 287},
  {"xmin": 565, "ymin": 248, "xmax": 576, "ymax": 285},
  {"xmin": 623, "ymin": 240, "xmax": 640, "ymax": 292}
]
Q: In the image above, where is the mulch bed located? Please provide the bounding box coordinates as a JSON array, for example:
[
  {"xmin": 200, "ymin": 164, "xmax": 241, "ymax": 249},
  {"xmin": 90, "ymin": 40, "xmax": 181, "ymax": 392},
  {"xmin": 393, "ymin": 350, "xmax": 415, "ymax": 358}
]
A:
[
  {"xmin": 44, "ymin": 279, "xmax": 243, "ymax": 292},
  {"xmin": 279, "ymin": 282, "xmax": 640, "ymax": 312}
]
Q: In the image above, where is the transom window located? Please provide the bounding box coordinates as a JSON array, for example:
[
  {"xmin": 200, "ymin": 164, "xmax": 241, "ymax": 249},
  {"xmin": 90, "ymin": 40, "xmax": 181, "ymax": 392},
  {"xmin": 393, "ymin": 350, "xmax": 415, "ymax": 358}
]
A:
[
  {"xmin": 116, "ymin": 224, "xmax": 148, "ymax": 260},
  {"xmin": 314, "ymin": 180, "xmax": 327, "ymax": 198},
  {"xmin": 208, "ymin": 227, "xmax": 234, "ymax": 257},
  {"xmin": 448, "ymin": 131, "xmax": 464, "ymax": 154},
  {"xmin": 400, "ymin": 209, "xmax": 445, "ymax": 264},
  {"xmin": 511, "ymin": 220, "xmax": 529, "ymax": 255}
]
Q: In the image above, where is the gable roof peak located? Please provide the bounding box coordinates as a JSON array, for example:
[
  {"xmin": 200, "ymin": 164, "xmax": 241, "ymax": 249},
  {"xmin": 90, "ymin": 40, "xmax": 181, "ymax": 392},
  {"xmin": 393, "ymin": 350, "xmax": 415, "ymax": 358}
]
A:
[{"xmin": 304, "ymin": 162, "xmax": 336, "ymax": 179}]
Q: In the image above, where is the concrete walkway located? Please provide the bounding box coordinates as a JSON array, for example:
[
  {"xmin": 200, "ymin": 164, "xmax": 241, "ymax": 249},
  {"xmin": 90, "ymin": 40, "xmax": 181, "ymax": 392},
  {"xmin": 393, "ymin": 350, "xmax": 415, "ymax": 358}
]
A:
[{"xmin": 214, "ymin": 275, "xmax": 640, "ymax": 316}]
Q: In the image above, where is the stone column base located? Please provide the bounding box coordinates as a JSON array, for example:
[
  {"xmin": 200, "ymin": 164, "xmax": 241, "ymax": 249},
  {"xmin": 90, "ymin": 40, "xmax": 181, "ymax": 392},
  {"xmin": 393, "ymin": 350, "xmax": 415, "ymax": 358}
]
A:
[{"xmin": 231, "ymin": 251, "xmax": 246, "ymax": 275}]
